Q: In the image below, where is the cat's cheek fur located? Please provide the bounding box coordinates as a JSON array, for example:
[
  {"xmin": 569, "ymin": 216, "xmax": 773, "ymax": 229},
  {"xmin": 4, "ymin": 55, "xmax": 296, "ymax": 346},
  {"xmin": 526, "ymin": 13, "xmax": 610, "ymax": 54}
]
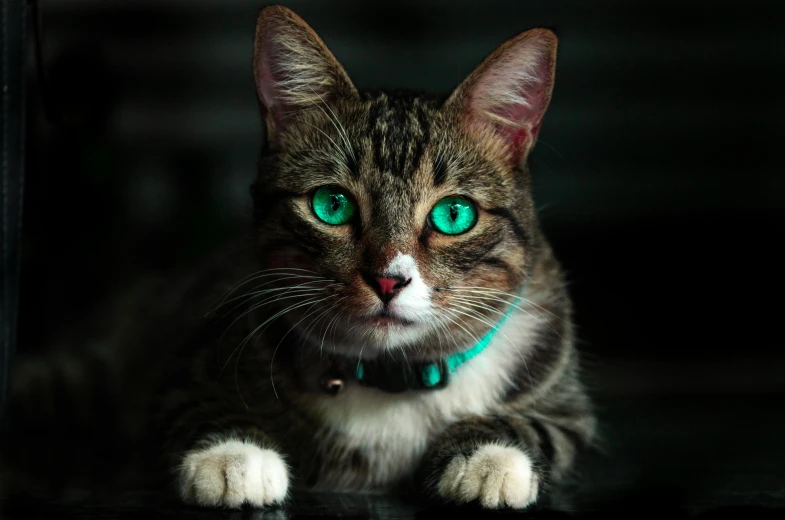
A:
[
  {"xmin": 437, "ymin": 444, "xmax": 538, "ymax": 509},
  {"xmin": 178, "ymin": 440, "xmax": 289, "ymax": 509}
]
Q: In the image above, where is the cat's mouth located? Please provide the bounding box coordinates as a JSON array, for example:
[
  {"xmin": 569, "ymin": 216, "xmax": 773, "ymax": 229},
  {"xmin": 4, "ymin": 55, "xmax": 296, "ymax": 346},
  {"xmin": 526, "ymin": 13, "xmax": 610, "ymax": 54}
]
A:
[
  {"xmin": 330, "ymin": 306, "xmax": 431, "ymax": 350},
  {"xmin": 367, "ymin": 309, "xmax": 415, "ymax": 327}
]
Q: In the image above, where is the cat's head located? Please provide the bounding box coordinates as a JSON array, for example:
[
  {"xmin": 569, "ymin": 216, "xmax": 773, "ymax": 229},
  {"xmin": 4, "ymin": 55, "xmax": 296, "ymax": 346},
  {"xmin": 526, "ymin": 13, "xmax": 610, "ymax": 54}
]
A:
[{"xmin": 250, "ymin": 6, "xmax": 556, "ymax": 357}]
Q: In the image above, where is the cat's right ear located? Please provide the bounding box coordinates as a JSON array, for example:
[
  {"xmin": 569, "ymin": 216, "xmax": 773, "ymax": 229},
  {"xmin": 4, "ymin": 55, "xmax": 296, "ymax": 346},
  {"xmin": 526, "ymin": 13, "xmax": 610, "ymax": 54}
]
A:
[{"xmin": 254, "ymin": 6, "xmax": 358, "ymax": 148}]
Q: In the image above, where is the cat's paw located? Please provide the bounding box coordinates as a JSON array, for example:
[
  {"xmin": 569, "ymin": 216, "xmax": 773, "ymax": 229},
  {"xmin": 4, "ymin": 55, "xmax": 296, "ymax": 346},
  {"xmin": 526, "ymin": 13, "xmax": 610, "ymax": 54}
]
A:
[
  {"xmin": 437, "ymin": 444, "xmax": 538, "ymax": 509},
  {"xmin": 178, "ymin": 439, "xmax": 289, "ymax": 509}
]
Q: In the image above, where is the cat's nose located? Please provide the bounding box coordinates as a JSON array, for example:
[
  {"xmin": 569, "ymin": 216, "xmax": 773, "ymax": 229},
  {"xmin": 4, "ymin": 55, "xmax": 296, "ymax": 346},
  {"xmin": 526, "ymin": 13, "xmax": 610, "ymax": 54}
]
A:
[{"xmin": 364, "ymin": 274, "xmax": 411, "ymax": 304}]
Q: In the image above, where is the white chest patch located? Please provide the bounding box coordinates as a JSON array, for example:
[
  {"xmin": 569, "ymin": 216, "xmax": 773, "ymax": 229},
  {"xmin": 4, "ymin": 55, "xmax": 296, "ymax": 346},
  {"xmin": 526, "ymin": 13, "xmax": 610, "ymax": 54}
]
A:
[{"xmin": 311, "ymin": 304, "xmax": 545, "ymax": 488}]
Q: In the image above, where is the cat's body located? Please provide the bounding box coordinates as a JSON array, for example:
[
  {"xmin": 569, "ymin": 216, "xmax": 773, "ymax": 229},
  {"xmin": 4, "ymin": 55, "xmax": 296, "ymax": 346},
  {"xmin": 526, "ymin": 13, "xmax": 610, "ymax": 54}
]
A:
[
  {"xmin": 147, "ymin": 226, "xmax": 587, "ymax": 497},
  {"xmin": 2, "ymin": 5, "xmax": 595, "ymax": 511}
]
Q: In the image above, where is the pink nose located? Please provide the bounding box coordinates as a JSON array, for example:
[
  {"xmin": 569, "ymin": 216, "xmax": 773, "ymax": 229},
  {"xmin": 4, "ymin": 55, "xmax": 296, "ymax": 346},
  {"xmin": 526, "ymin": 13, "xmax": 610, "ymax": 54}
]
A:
[
  {"xmin": 367, "ymin": 275, "xmax": 411, "ymax": 304},
  {"xmin": 376, "ymin": 277, "xmax": 399, "ymax": 296}
]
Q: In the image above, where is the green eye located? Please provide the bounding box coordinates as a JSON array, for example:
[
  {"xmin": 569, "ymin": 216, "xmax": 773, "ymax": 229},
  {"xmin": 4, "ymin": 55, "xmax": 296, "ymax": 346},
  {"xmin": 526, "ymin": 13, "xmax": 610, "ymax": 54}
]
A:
[
  {"xmin": 312, "ymin": 186, "xmax": 356, "ymax": 225},
  {"xmin": 429, "ymin": 196, "xmax": 478, "ymax": 235}
]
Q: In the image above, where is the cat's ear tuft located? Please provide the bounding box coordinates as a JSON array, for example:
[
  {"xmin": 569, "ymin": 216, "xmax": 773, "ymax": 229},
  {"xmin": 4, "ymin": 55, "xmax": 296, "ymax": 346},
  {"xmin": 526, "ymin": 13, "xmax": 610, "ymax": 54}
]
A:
[
  {"xmin": 445, "ymin": 29, "xmax": 557, "ymax": 165},
  {"xmin": 254, "ymin": 6, "xmax": 357, "ymax": 147}
]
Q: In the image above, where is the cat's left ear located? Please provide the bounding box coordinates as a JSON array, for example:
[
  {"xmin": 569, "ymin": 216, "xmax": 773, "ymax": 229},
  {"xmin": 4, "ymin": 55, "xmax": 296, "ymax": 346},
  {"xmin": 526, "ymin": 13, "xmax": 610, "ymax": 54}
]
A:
[
  {"xmin": 253, "ymin": 6, "xmax": 358, "ymax": 148},
  {"xmin": 444, "ymin": 29, "xmax": 557, "ymax": 165}
]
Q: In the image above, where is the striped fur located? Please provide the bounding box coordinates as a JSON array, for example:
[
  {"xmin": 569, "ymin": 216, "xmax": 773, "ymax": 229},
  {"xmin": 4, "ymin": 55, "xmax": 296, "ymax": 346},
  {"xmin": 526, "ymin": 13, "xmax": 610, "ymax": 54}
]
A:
[{"xmin": 1, "ymin": 5, "xmax": 595, "ymax": 510}]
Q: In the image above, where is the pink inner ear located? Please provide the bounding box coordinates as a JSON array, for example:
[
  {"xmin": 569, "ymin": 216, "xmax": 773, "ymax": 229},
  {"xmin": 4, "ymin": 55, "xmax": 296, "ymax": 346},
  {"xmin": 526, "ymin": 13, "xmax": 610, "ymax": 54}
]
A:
[
  {"xmin": 485, "ymin": 95, "xmax": 538, "ymax": 164},
  {"xmin": 256, "ymin": 40, "xmax": 299, "ymax": 144},
  {"xmin": 494, "ymin": 88, "xmax": 544, "ymax": 127},
  {"xmin": 500, "ymin": 99, "xmax": 545, "ymax": 163},
  {"xmin": 466, "ymin": 99, "xmax": 533, "ymax": 164},
  {"xmin": 469, "ymin": 82, "xmax": 545, "ymax": 163},
  {"xmin": 465, "ymin": 37, "xmax": 554, "ymax": 163},
  {"xmin": 257, "ymin": 50, "xmax": 276, "ymax": 110},
  {"xmin": 510, "ymin": 128, "xmax": 528, "ymax": 162}
]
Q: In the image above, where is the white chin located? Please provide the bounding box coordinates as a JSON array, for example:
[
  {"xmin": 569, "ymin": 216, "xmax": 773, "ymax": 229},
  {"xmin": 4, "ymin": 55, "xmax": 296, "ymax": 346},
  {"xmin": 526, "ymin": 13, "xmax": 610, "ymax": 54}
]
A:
[{"xmin": 345, "ymin": 320, "xmax": 430, "ymax": 351}]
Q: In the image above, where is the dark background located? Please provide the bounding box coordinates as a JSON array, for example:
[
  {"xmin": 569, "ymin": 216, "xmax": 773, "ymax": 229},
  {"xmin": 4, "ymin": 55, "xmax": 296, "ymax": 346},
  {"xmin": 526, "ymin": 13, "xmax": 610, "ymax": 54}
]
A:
[{"xmin": 9, "ymin": 0, "xmax": 785, "ymax": 516}]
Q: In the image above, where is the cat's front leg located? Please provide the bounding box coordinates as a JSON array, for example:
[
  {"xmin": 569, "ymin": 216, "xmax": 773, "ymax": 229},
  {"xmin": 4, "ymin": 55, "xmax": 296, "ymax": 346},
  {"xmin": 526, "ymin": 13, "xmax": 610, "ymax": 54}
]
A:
[
  {"xmin": 158, "ymin": 395, "xmax": 290, "ymax": 508},
  {"xmin": 417, "ymin": 409, "xmax": 593, "ymax": 510},
  {"xmin": 178, "ymin": 435, "xmax": 289, "ymax": 508},
  {"xmin": 437, "ymin": 440, "xmax": 538, "ymax": 509}
]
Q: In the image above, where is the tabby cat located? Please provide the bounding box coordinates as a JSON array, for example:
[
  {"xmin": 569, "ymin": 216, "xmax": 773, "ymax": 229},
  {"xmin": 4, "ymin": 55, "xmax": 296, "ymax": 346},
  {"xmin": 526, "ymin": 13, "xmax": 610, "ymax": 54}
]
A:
[{"xmin": 5, "ymin": 4, "xmax": 596, "ymax": 511}]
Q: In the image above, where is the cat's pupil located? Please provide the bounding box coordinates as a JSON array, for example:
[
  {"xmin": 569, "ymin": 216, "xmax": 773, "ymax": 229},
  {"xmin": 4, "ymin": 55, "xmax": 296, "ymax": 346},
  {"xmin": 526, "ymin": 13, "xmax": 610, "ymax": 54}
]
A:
[
  {"xmin": 449, "ymin": 204, "xmax": 459, "ymax": 221},
  {"xmin": 330, "ymin": 195, "xmax": 341, "ymax": 212}
]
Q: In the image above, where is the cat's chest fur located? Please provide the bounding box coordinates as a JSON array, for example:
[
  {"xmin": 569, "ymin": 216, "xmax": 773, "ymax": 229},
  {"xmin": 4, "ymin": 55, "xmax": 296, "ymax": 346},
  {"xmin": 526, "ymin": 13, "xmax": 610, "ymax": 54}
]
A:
[{"xmin": 301, "ymin": 310, "xmax": 543, "ymax": 489}]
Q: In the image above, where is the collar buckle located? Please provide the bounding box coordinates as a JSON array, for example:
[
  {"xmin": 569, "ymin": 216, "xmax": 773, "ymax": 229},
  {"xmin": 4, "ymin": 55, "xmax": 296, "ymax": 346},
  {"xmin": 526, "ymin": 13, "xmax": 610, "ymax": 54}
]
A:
[{"xmin": 356, "ymin": 358, "xmax": 449, "ymax": 393}]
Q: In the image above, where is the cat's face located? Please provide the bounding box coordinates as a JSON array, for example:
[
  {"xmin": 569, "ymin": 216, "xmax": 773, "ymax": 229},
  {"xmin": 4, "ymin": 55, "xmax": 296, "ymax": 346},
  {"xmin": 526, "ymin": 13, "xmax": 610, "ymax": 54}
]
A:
[{"xmin": 251, "ymin": 7, "xmax": 556, "ymax": 357}]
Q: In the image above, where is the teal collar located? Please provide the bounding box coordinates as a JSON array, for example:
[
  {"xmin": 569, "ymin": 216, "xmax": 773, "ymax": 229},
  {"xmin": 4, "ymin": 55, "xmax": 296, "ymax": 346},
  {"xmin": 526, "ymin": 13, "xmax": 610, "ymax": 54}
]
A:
[{"xmin": 351, "ymin": 296, "xmax": 521, "ymax": 393}]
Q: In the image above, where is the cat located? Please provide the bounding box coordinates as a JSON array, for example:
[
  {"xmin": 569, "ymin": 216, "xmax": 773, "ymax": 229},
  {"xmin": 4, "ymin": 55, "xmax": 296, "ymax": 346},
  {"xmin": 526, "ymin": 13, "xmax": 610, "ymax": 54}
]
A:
[{"xmin": 2, "ymin": 4, "xmax": 595, "ymax": 511}]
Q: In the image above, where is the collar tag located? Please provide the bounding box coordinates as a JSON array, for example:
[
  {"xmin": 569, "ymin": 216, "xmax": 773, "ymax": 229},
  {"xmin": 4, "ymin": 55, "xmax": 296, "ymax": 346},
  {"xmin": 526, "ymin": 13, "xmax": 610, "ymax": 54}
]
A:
[{"xmin": 355, "ymin": 358, "xmax": 449, "ymax": 393}]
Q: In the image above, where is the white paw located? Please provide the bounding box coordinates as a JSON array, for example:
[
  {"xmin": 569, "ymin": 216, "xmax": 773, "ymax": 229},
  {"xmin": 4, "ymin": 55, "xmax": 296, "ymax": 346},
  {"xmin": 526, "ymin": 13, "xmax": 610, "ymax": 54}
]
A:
[
  {"xmin": 437, "ymin": 444, "xmax": 538, "ymax": 509},
  {"xmin": 178, "ymin": 439, "xmax": 289, "ymax": 509}
]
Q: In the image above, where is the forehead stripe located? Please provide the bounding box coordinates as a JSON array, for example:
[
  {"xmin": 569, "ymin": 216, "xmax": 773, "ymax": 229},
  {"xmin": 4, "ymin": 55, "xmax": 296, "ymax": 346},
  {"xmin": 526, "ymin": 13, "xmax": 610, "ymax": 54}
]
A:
[
  {"xmin": 368, "ymin": 94, "xmax": 431, "ymax": 177},
  {"xmin": 433, "ymin": 155, "xmax": 447, "ymax": 186}
]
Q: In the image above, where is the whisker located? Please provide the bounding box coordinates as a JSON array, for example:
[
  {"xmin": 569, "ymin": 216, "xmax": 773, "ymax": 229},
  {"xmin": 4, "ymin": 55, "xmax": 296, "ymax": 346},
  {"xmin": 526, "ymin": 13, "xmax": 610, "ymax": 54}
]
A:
[
  {"xmin": 329, "ymin": 311, "xmax": 345, "ymax": 350},
  {"xmin": 213, "ymin": 267, "xmax": 321, "ymax": 302},
  {"xmin": 218, "ymin": 294, "xmax": 325, "ymax": 385},
  {"xmin": 430, "ymin": 314, "xmax": 446, "ymax": 356},
  {"xmin": 433, "ymin": 148, "xmax": 445, "ymax": 180},
  {"xmin": 302, "ymin": 121, "xmax": 347, "ymax": 163},
  {"xmin": 356, "ymin": 342, "xmax": 367, "ymax": 377},
  {"xmin": 213, "ymin": 279, "xmax": 337, "ymax": 319},
  {"xmin": 306, "ymin": 86, "xmax": 356, "ymax": 164},
  {"xmin": 320, "ymin": 300, "xmax": 349, "ymax": 354},
  {"xmin": 443, "ymin": 304, "xmax": 535, "ymax": 389},
  {"xmin": 208, "ymin": 277, "xmax": 329, "ymax": 318},
  {"xmin": 266, "ymin": 295, "xmax": 342, "ymax": 399},
  {"xmin": 263, "ymin": 295, "xmax": 338, "ymax": 400},
  {"xmin": 449, "ymin": 293, "xmax": 559, "ymax": 336},
  {"xmin": 301, "ymin": 296, "xmax": 345, "ymax": 343},
  {"xmin": 218, "ymin": 289, "xmax": 333, "ymax": 345},
  {"xmin": 449, "ymin": 296, "xmax": 508, "ymax": 318},
  {"xmin": 448, "ymin": 301, "xmax": 522, "ymax": 348},
  {"xmin": 447, "ymin": 304, "xmax": 498, "ymax": 331},
  {"xmin": 440, "ymin": 310, "xmax": 482, "ymax": 347},
  {"xmin": 444, "ymin": 289, "xmax": 550, "ymax": 320},
  {"xmin": 443, "ymin": 286, "xmax": 561, "ymax": 321}
]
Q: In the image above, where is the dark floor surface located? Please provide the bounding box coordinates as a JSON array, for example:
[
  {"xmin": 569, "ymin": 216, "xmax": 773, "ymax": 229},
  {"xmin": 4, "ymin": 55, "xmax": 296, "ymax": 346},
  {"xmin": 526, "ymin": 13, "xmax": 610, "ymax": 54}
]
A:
[{"xmin": 3, "ymin": 390, "xmax": 784, "ymax": 519}]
